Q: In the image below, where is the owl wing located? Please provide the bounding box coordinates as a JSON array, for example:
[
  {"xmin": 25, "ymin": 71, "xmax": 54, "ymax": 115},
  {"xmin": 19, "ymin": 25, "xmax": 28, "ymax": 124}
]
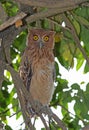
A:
[
  {"xmin": 19, "ymin": 50, "xmax": 32, "ymax": 91},
  {"xmin": 26, "ymin": 63, "xmax": 32, "ymax": 91},
  {"xmin": 53, "ymin": 66, "xmax": 56, "ymax": 82}
]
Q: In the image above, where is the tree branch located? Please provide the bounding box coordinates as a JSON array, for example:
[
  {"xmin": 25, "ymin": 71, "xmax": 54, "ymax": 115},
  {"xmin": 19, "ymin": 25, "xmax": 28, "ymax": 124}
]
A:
[
  {"xmin": 26, "ymin": 6, "xmax": 78, "ymax": 24},
  {"xmin": 14, "ymin": 0, "xmax": 89, "ymax": 8},
  {"xmin": 1, "ymin": 1, "xmax": 89, "ymax": 129},
  {"xmin": 0, "ymin": 1, "xmax": 89, "ymax": 31},
  {"xmin": 5, "ymin": 64, "xmax": 67, "ymax": 130},
  {"xmin": 0, "ymin": 40, "xmax": 6, "ymax": 89},
  {"xmin": 39, "ymin": 114, "xmax": 50, "ymax": 130},
  {"xmin": 0, "ymin": 60, "xmax": 5, "ymax": 89},
  {"xmin": 0, "ymin": 12, "xmax": 27, "ymax": 31}
]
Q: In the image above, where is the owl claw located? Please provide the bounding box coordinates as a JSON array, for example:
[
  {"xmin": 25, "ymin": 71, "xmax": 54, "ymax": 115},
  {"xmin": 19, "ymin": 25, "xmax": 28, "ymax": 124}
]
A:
[{"xmin": 27, "ymin": 100, "xmax": 43, "ymax": 117}]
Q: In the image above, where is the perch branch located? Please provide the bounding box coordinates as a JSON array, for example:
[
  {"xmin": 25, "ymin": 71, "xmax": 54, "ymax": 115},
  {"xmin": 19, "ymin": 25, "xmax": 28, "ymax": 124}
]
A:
[
  {"xmin": 6, "ymin": 64, "xmax": 35, "ymax": 130},
  {"xmin": 39, "ymin": 106, "xmax": 67, "ymax": 130},
  {"xmin": 5, "ymin": 64, "xmax": 67, "ymax": 130},
  {"xmin": 0, "ymin": 12, "xmax": 27, "ymax": 31},
  {"xmin": 14, "ymin": 0, "xmax": 89, "ymax": 8}
]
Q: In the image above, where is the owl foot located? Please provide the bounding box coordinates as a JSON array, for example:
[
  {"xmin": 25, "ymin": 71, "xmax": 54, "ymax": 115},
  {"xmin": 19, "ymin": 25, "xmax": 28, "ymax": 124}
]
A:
[
  {"xmin": 27, "ymin": 103, "xmax": 36, "ymax": 118},
  {"xmin": 39, "ymin": 105, "xmax": 52, "ymax": 117},
  {"xmin": 27, "ymin": 100, "xmax": 43, "ymax": 117}
]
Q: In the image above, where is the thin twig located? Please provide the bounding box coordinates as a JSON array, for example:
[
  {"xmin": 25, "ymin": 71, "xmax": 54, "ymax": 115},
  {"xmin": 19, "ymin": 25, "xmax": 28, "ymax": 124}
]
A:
[
  {"xmin": 0, "ymin": 103, "xmax": 18, "ymax": 116},
  {"xmin": 46, "ymin": 17, "xmax": 70, "ymax": 31},
  {"xmin": 39, "ymin": 114, "xmax": 50, "ymax": 130},
  {"xmin": 9, "ymin": 110, "xmax": 21, "ymax": 118}
]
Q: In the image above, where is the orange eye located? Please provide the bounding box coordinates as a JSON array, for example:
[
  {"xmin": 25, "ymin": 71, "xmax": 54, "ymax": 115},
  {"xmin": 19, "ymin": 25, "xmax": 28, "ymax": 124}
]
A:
[
  {"xmin": 33, "ymin": 35, "xmax": 39, "ymax": 41},
  {"xmin": 43, "ymin": 36, "xmax": 49, "ymax": 42}
]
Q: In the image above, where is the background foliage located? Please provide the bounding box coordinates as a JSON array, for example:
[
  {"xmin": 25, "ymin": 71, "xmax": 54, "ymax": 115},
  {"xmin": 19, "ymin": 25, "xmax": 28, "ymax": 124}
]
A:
[{"xmin": 0, "ymin": 0, "xmax": 89, "ymax": 130}]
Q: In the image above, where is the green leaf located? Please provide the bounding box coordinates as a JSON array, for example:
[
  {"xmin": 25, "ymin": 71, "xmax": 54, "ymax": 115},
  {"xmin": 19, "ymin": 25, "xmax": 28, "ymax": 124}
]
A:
[
  {"xmin": 76, "ymin": 58, "xmax": 84, "ymax": 70},
  {"xmin": 56, "ymin": 40, "xmax": 75, "ymax": 69},
  {"xmin": 3, "ymin": 1, "xmax": 18, "ymax": 16},
  {"xmin": 54, "ymin": 24, "xmax": 61, "ymax": 32},
  {"xmin": 5, "ymin": 125, "xmax": 12, "ymax": 130},
  {"xmin": 86, "ymin": 83, "xmax": 89, "ymax": 92},
  {"xmin": 5, "ymin": 71, "xmax": 11, "ymax": 80},
  {"xmin": 74, "ymin": 100, "xmax": 82, "ymax": 116},
  {"xmin": 80, "ymin": 25, "xmax": 89, "ymax": 54},
  {"xmin": 63, "ymin": 30, "xmax": 74, "ymax": 41},
  {"xmin": 41, "ymin": 128, "xmax": 46, "ymax": 130},
  {"xmin": 73, "ymin": 13, "xmax": 89, "ymax": 27},
  {"xmin": 84, "ymin": 62, "xmax": 89, "ymax": 73},
  {"xmin": 71, "ymin": 83, "xmax": 80, "ymax": 90},
  {"xmin": 61, "ymin": 102, "xmax": 68, "ymax": 116},
  {"xmin": 12, "ymin": 98, "xmax": 18, "ymax": 112},
  {"xmin": 16, "ymin": 111, "xmax": 21, "ymax": 120},
  {"xmin": 12, "ymin": 31, "xmax": 27, "ymax": 53},
  {"xmin": 72, "ymin": 19, "xmax": 80, "ymax": 35},
  {"xmin": 41, "ymin": 19, "xmax": 50, "ymax": 29},
  {"xmin": 55, "ymin": 61, "xmax": 61, "ymax": 76},
  {"xmin": 74, "ymin": 7, "xmax": 89, "ymax": 20},
  {"xmin": 10, "ymin": 46, "xmax": 19, "ymax": 60}
]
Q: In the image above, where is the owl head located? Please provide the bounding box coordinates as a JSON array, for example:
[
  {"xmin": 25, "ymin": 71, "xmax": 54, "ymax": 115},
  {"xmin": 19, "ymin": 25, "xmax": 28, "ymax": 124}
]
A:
[{"xmin": 27, "ymin": 29, "xmax": 55, "ymax": 49}]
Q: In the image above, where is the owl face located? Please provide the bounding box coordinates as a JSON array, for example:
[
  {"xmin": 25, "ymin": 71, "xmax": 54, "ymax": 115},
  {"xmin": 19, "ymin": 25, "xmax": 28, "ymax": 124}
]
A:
[{"xmin": 27, "ymin": 29, "xmax": 55, "ymax": 49}]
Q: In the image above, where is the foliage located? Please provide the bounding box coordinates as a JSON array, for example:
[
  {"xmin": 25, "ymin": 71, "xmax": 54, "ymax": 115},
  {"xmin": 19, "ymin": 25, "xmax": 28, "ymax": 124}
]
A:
[{"xmin": 0, "ymin": 0, "xmax": 89, "ymax": 130}]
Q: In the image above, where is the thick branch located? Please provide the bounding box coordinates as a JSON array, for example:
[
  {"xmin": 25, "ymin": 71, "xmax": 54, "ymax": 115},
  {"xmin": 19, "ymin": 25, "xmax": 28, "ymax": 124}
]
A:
[
  {"xmin": 82, "ymin": 125, "xmax": 89, "ymax": 130},
  {"xmin": 0, "ymin": 40, "xmax": 6, "ymax": 89},
  {"xmin": 0, "ymin": 12, "xmax": 27, "ymax": 31},
  {"xmin": 6, "ymin": 64, "xmax": 35, "ymax": 129},
  {"xmin": 26, "ymin": 6, "xmax": 78, "ymax": 23},
  {"xmin": 6, "ymin": 64, "xmax": 67, "ymax": 130},
  {"xmin": 14, "ymin": 0, "xmax": 89, "ymax": 8},
  {"xmin": 0, "ymin": 60, "xmax": 5, "ymax": 89}
]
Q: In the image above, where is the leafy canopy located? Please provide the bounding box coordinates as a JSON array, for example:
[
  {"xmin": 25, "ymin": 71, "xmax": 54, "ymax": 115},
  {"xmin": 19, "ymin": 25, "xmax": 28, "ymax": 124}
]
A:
[{"xmin": 0, "ymin": 0, "xmax": 89, "ymax": 130}]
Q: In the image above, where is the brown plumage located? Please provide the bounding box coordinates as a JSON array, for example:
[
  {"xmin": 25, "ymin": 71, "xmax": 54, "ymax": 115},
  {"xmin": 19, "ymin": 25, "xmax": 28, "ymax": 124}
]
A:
[{"xmin": 19, "ymin": 29, "xmax": 55, "ymax": 105}]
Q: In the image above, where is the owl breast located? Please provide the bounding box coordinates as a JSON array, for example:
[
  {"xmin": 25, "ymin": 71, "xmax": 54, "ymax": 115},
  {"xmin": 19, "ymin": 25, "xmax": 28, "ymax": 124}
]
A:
[{"xmin": 30, "ymin": 56, "xmax": 55, "ymax": 105}]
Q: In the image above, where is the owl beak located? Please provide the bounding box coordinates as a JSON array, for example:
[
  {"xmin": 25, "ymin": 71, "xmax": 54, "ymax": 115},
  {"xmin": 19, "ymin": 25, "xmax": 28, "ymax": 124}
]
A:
[{"xmin": 39, "ymin": 41, "xmax": 44, "ymax": 49}]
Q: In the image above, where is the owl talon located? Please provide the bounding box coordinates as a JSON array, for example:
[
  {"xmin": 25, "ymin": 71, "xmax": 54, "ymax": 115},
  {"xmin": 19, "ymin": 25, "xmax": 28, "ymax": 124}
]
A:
[
  {"xmin": 39, "ymin": 105, "xmax": 51, "ymax": 115},
  {"xmin": 27, "ymin": 103, "xmax": 35, "ymax": 117}
]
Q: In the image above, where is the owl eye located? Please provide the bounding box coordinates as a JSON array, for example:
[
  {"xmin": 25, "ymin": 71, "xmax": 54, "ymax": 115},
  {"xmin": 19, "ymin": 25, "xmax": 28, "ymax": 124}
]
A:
[
  {"xmin": 33, "ymin": 35, "xmax": 39, "ymax": 41},
  {"xmin": 43, "ymin": 36, "xmax": 49, "ymax": 42}
]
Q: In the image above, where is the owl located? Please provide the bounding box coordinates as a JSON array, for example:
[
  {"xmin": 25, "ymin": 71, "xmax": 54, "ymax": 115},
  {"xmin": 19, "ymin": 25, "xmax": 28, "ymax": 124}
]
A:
[{"xmin": 19, "ymin": 29, "xmax": 55, "ymax": 105}]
